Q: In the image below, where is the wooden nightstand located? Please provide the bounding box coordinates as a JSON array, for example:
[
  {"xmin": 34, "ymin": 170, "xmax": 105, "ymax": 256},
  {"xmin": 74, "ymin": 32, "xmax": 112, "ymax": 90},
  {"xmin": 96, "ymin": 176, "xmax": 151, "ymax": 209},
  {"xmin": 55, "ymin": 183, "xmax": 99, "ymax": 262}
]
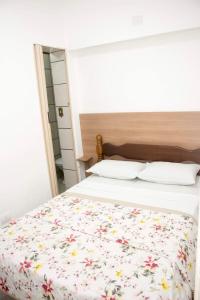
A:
[{"xmin": 77, "ymin": 155, "xmax": 93, "ymax": 177}]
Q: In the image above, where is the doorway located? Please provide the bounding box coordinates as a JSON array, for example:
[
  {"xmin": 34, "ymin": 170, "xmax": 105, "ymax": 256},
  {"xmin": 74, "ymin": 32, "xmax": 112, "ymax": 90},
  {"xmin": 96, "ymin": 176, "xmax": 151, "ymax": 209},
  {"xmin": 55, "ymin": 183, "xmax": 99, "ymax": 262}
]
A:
[{"xmin": 34, "ymin": 44, "xmax": 78, "ymax": 196}]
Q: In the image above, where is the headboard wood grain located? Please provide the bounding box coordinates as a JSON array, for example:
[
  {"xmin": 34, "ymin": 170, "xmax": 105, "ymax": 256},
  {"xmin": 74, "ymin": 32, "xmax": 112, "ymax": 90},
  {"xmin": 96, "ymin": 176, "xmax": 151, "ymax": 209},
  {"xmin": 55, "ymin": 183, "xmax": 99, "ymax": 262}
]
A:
[
  {"xmin": 80, "ymin": 112, "xmax": 200, "ymax": 162},
  {"xmin": 95, "ymin": 134, "xmax": 200, "ymax": 165}
]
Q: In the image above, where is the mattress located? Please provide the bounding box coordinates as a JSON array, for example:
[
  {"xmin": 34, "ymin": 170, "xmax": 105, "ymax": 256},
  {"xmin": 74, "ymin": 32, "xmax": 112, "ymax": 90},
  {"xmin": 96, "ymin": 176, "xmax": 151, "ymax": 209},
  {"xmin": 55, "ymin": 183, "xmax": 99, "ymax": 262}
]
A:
[
  {"xmin": 69, "ymin": 174, "xmax": 200, "ymax": 220},
  {"xmin": 0, "ymin": 176, "xmax": 198, "ymax": 300}
]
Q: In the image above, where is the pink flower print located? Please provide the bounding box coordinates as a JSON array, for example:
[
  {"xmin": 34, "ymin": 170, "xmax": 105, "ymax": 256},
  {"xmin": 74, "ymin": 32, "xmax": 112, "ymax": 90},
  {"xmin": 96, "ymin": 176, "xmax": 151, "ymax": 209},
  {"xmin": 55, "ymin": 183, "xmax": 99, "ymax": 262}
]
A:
[
  {"xmin": 42, "ymin": 278, "xmax": 54, "ymax": 297},
  {"xmin": 131, "ymin": 208, "xmax": 141, "ymax": 217},
  {"xmin": 72, "ymin": 198, "xmax": 81, "ymax": 204},
  {"xmin": 178, "ymin": 248, "xmax": 187, "ymax": 263},
  {"xmin": 101, "ymin": 296, "xmax": 116, "ymax": 300},
  {"xmin": 9, "ymin": 219, "xmax": 16, "ymax": 225},
  {"xmin": 96, "ymin": 225, "xmax": 107, "ymax": 235},
  {"xmin": 53, "ymin": 219, "xmax": 61, "ymax": 226},
  {"xmin": 66, "ymin": 234, "xmax": 76, "ymax": 243},
  {"xmin": 144, "ymin": 256, "xmax": 158, "ymax": 270},
  {"xmin": 85, "ymin": 210, "xmax": 93, "ymax": 215},
  {"xmin": 34, "ymin": 210, "xmax": 46, "ymax": 219},
  {"xmin": 116, "ymin": 238, "xmax": 129, "ymax": 245},
  {"xmin": 83, "ymin": 258, "xmax": 93, "ymax": 267},
  {"xmin": 154, "ymin": 224, "xmax": 162, "ymax": 231},
  {"xmin": 0, "ymin": 277, "xmax": 9, "ymax": 293},
  {"xmin": 15, "ymin": 235, "xmax": 28, "ymax": 244},
  {"xmin": 19, "ymin": 259, "xmax": 32, "ymax": 273}
]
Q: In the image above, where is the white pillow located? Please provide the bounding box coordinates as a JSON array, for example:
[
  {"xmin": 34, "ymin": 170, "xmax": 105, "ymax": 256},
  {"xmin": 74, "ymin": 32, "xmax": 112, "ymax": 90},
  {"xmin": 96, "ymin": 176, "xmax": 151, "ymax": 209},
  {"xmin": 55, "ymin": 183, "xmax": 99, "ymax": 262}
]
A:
[
  {"xmin": 138, "ymin": 161, "xmax": 200, "ymax": 185},
  {"xmin": 86, "ymin": 160, "xmax": 145, "ymax": 180}
]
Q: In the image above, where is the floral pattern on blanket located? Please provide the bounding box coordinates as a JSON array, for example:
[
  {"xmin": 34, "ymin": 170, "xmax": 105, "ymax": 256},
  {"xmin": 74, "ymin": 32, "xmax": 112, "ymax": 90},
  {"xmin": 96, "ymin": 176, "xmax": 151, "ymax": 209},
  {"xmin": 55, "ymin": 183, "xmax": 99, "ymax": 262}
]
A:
[{"xmin": 0, "ymin": 193, "xmax": 197, "ymax": 300}]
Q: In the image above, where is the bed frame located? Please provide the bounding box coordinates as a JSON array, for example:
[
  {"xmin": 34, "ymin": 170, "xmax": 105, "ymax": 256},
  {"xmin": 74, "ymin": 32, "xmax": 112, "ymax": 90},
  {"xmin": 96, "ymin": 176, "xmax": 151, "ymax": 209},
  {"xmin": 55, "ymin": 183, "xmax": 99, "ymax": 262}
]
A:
[
  {"xmin": 96, "ymin": 134, "xmax": 200, "ymax": 165},
  {"xmin": 95, "ymin": 133, "xmax": 200, "ymax": 300},
  {"xmin": 79, "ymin": 111, "xmax": 200, "ymax": 300}
]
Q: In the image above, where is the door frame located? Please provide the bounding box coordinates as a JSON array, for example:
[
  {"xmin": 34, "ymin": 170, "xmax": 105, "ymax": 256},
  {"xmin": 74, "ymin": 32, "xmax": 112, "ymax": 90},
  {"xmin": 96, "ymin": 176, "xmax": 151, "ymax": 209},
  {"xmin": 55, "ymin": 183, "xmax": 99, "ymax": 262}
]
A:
[{"xmin": 34, "ymin": 44, "xmax": 58, "ymax": 197}]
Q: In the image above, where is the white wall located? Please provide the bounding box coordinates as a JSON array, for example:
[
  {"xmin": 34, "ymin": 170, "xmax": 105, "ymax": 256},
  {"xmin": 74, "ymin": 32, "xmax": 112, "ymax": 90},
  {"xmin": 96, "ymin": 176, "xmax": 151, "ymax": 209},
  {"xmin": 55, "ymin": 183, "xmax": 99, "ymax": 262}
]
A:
[
  {"xmin": 0, "ymin": 0, "xmax": 67, "ymax": 220},
  {"xmin": 63, "ymin": 0, "xmax": 200, "ymax": 49},
  {"xmin": 69, "ymin": 28, "xmax": 200, "ymax": 157}
]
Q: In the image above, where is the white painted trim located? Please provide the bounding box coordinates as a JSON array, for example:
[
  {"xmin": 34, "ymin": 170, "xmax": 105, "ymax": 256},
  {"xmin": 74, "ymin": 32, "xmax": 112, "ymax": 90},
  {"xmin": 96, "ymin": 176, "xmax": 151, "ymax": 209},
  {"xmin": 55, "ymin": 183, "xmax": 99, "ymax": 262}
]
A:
[{"xmin": 34, "ymin": 44, "xmax": 58, "ymax": 197}]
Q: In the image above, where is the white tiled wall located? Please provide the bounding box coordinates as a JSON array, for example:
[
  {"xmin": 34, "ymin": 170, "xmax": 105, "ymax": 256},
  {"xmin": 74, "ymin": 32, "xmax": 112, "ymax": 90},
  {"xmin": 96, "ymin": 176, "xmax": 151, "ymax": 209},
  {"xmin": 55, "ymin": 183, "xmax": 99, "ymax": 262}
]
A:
[
  {"xmin": 51, "ymin": 61, "xmax": 67, "ymax": 84},
  {"xmin": 53, "ymin": 84, "xmax": 70, "ymax": 106},
  {"xmin": 45, "ymin": 69, "xmax": 52, "ymax": 87},
  {"xmin": 64, "ymin": 170, "xmax": 78, "ymax": 189},
  {"xmin": 49, "ymin": 105, "xmax": 57, "ymax": 122},
  {"xmin": 43, "ymin": 53, "xmax": 61, "ymax": 160},
  {"xmin": 50, "ymin": 122, "xmax": 59, "ymax": 139},
  {"xmin": 47, "ymin": 87, "xmax": 54, "ymax": 104},
  {"xmin": 50, "ymin": 51, "xmax": 65, "ymax": 62},
  {"xmin": 59, "ymin": 129, "xmax": 74, "ymax": 149},
  {"xmin": 53, "ymin": 139, "xmax": 60, "ymax": 157},
  {"xmin": 43, "ymin": 53, "xmax": 50, "ymax": 68},
  {"xmin": 50, "ymin": 50, "xmax": 78, "ymax": 189},
  {"xmin": 56, "ymin": 107, "xmax": 72, "ymax": 128},
  {"xmin": 61, "ymin": 149, "xmax": 76, "ymax": 170}
]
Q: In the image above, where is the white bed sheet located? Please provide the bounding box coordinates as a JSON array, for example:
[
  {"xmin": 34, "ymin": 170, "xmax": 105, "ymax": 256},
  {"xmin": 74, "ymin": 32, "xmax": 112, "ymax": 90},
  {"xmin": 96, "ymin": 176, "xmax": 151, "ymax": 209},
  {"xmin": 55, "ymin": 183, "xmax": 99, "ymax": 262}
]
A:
[{"xmin": 69, "ymin": 174, "xmax": 200, "ymax": 220}]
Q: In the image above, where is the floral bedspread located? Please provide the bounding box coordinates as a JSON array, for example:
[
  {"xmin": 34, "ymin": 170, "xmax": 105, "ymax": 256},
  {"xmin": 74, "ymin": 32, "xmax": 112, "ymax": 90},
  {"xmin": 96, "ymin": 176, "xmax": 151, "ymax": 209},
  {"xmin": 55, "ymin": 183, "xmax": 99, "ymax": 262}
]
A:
[{"xmin": 0, "ymin": 192, "xmax": 197, "ymax": 300}]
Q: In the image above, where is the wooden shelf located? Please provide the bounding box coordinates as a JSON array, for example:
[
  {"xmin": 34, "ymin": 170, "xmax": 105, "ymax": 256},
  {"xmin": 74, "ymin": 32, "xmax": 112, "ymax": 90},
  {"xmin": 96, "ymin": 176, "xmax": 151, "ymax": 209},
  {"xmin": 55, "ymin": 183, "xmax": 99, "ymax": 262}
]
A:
[
  {"xmin": 77, "ymin": 155, "xmax": 93, "ymax": 178},
  {"xmin": 77, "ymin": 155, "xmax": 93, "ymax": 163}
]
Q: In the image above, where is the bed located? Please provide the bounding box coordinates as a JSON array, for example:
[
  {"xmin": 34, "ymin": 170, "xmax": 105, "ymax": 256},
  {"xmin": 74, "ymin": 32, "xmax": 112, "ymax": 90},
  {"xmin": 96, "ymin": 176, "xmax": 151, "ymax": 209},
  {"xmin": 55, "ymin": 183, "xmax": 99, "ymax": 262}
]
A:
[{"xmin": 0, "ymin": 135, "xmax": 199, "ymax": 300}]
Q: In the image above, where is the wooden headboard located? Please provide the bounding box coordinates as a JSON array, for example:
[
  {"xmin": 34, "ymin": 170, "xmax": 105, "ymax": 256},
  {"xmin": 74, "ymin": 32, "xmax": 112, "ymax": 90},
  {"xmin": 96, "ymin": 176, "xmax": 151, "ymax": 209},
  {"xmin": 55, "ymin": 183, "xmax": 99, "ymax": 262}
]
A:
[
  {"xmin": 95, "ymin": 134, "xmax": 200, "ymax": 165},
  {"xmin": 80, "ymin": 112, "xmax": 200, "ymax": 163}
]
